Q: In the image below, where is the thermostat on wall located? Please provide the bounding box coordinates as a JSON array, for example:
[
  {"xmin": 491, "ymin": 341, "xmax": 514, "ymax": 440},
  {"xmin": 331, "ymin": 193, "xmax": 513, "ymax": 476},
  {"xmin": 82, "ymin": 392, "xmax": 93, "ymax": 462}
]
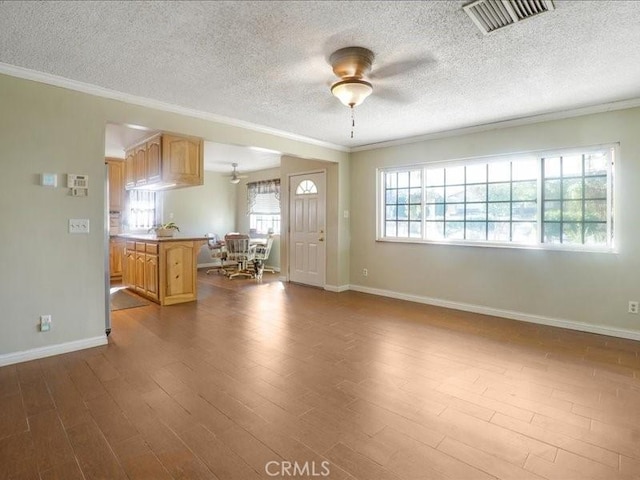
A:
[{"xmin": 41, "ymin": 173, "xmax": 57, "ymax": 187}]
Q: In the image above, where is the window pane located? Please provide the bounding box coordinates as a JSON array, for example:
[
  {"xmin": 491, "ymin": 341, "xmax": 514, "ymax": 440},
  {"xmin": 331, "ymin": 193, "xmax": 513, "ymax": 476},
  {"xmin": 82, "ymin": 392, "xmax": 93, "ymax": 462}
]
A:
[
  {"xmin": 409, "ymin": 204, "xmax": 422, "ymax": 221},
  {"xmin": 512, "ymin": 222, "xmax": 537, "ymax": 243},
  {"xmin": 544, "ymin": 157, "xmax": 561, "ymax": 178},
  {"xmin": 386, "ymin": 205, "xmax": 397, "ymax": 220},
  {"xmin": 386, "ymin": 189, "xmax": 397, "ymax": 204},
  {"xmin": 584, "ymin": 176, "xmax": 606, "ymax": 199},
  {"xmin": 386, "ymin": 172, "xmax": 397, "ymax": 188},
  {"xmin": 488, "ymin": 183, "xmax": 510, "ymax": 201},
  {"xmin": 543, "ymin": 222, "xmax": 561, "ymax": 243},
  {"xmin": 426, "ymin": 168, "xmax": 444, "ymax": 186},
  {"xmin": 425, "ymin": 203, "xmax": 444, "ymax": 221},
  {"xmin": 397, "ymin": 205, "xmax": 408, "ymax": 220},
  {"xmin": 446, "ymin": 166, "xmax": 465, "ymax": 185},
  {"xmin": 512, "ymin": 201, "xmax": 536, "ymax": 221},
  {"xmin": 397, "ymin": 188, "xmax": 409, "ymax": 204},
  {"xmin": 466, "ymin": 202, "xmax": 487, "ymax": 221},
  {"xmin": 466, "ymin": 222, "xmax": 486, "ymax": 240},
  {"xmin": 426, "ymin": 221, "xmax": 444, "ymax": 240},
  {"xmin": 512, "ymin": 160, "xmax": 538, "ymax": 180},
  {"xmin": 563, "ymin": 200, "xmax": 582, "ymax": 221},
  {"xmin": 445, "ymin": 221, "xmax": 464, "ymax": 239},
  {"xmin": 385, "ymin": 221, "xmax": 396, "ymax": 237},
  {"xmin": 466, "ymin": 184, "xmax": 486, "ymax": 202},
  {"xmin": 563, "ymin": 178, "xmax": 583, "ymax": 199},
  {"xmin": 409, "ymin": 221, "xmax": 422, "ymax": 238},
  {"xmin": 409, "ymin": 187, "xmax": 421, "ymax": 203},
  {"xmin": 488, "ymin": 162, "xmax": 511, "ymax": 182},
  {"xmin": 410, "ymin": 170, "xmax": 422, "ymax": 187},
  {"xmin": 426, "ymin": 186, "xmax": 444, "ymax": 203},
  {"xmin": 488, "ymin": 202, "xmax": 510, "ymax": 220},
  {"xmin": 585, "ymin": 200, "xmax": 607, "ymax": 221},
  {"xmin": 512, "ymin": 180, "xmax": 536, "ymax": 201},
  {"xmin": 562, "ymin": 223, "xmax": 582, "ymax": 244},
  {"xmin": 585, "ymin": 153, "xmax": 608, "ymax": 176},
  {"xmin": 445, "ymin": 185, "xmax": 464, "ymax": 203},
  {"xmin": 584, "ymin": 223, "xmax": 607, "ymax": 244},
  {"xmin": 445, "ymin": 204, "xmax": 464, "ymax": 221},
  {"xmin": 488, "ymin": 222, "xmax": 510, "ymax": 241},
  {"xmin": 544, "ymin": 179, "xmax": 561, "ymax": 200},
  {"xmin": 466, "ymin": 164, "xmax": 486, "ymax": 184},
  {"xmin": 397, "ymin": 221, "xmax": 409, "ymax": 237},
  {"xmin": 398, "ymin": 172, "xmax": 409, "ymax": 188},
  {"xmin": 544, "ymin": 201, "xmax": 562, "ymax": 221},
  {"xmin": 563, "ymin": 155, "xmax": 583, "ymax": 177}
]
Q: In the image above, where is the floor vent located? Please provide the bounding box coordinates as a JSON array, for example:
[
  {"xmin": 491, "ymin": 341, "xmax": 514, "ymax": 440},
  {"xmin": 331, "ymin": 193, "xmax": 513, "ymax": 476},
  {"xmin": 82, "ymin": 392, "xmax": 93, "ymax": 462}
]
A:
[{"xmin": 463, "ymin": 0, "xmax": 555, "ymax": 35}]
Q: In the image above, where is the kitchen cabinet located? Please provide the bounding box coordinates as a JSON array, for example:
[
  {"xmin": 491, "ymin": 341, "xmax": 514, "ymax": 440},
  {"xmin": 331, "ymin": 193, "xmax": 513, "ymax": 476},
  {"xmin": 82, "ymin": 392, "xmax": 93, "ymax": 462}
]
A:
[
  {"xmin": 124, "ymin": 132, "xmax": 203, "ymax": 190},
  {"xmin": 106, "ymin": 158, "xmax": 124, "ymax": 212},
  {"xmin": 122, "ymin": 235, "xmax": 205, "ymax": 305},
  {"xmin": 109, "ymin": 237, "xmax": 125, "ymax": 281}
]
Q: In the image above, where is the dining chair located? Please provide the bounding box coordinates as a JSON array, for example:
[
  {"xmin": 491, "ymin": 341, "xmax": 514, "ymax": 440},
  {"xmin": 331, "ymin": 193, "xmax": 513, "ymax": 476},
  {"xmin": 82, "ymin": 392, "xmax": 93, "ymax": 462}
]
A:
[
  {"xmin": 205, "ymin": 233, "xmax": 230, "ymax": 275},
  {"xmin": 253, "ymin": 234, "xmax": 275, "ymax": 279},
  {"xmin": 224, "ymin": 233, "xmax": 257, "ymax": 279}
]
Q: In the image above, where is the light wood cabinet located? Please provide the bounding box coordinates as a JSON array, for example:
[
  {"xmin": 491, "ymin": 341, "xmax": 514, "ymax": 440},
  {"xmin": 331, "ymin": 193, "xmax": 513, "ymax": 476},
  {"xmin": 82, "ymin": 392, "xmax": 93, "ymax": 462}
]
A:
[
  {"xmin": 123, "ymin": 237, "xmax": 203, "ymax": 305},
  {"xmin": 109, "ymin": 237, "xmax": 125, "ymax": 280},
  {"xmin": 124, "ymin": 132, "xmax": 203, "ymax": 191},
  {"xmin": 124, "ymin": 150, "xmax": 135, "ymax": 189},
  {"xmin": 106, "ymin": 158, "xmax": 124, "ymax": 212}
]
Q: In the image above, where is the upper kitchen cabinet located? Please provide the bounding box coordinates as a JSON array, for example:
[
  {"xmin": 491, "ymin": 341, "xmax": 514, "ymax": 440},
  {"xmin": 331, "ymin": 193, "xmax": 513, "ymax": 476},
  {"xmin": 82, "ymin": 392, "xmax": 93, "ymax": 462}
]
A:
[
  {"xmin": 106, "ymin": 158, "xmax": 124, "ymax": 212},
  {"xmin": 124, "ymin": 132, "xmax": 203, "ymax": 190}
]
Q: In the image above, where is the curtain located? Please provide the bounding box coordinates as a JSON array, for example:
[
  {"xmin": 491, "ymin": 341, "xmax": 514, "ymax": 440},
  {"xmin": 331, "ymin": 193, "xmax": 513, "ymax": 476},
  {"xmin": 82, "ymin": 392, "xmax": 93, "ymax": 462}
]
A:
[{"xmin": 247, "ymin": 178, "xmax": 280, "ymax": 215}]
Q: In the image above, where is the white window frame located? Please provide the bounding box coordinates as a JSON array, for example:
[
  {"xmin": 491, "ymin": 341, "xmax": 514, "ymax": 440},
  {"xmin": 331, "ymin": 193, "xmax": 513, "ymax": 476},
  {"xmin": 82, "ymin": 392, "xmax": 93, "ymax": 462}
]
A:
[{"xmin": 376, "ymin": 144, "xmax": 617, "ymax": 253}]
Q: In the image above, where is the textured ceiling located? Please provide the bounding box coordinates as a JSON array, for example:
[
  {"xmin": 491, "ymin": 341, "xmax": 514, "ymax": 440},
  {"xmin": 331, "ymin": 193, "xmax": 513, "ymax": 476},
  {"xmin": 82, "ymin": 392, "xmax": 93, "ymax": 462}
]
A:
[{"xmin": 2, "ymin": 1, "xmax": 640, "ymax": 148}]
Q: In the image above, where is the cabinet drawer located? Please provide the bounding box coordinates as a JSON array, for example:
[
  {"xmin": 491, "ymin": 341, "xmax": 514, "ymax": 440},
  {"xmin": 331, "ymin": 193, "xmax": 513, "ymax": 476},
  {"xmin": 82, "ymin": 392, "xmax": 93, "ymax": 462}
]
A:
[
  {"xmin": 145, "ymin": 243, "xmax": 159, "ymax": 254},
  {"xmin": 126, "ymin": 241, "xmax": 136, "ymax": 251},
  {"xmin": 135, "ymin": 242, "xmax": 146, "ymax": 252}
]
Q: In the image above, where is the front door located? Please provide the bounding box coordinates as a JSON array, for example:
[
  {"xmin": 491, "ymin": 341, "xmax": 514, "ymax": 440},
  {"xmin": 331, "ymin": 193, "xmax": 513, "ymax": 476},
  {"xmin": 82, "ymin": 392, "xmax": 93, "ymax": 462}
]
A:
[{"xmin": 289, "ymin": 172, "xmax": 326, "ymax": 287}]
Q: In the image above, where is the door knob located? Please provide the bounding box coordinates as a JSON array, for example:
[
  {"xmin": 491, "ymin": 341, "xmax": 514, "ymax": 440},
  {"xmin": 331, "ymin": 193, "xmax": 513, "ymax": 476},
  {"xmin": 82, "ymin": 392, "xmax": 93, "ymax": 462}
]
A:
[{"xmin": 319, "ymin": 237, "xmax": 324, "ymax": 242}]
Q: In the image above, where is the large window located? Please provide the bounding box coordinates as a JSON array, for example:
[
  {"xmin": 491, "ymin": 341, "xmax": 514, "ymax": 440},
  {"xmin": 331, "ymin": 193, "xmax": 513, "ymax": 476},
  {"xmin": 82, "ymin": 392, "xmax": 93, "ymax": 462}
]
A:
[
  {"xmin": 378, "ymin": 146, "xmax": 615, "ymax": 250},
  {"xmin": 248, "ymin": 179, "xmax": 281, "ymax": 234}
]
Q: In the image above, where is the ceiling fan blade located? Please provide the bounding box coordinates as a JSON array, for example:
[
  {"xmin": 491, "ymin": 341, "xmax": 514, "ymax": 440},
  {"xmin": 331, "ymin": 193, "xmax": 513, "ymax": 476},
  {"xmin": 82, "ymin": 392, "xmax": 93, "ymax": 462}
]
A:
[
  {"xmin": 370, "ymin": 55, "xmax": 434, "ymax": 80},
  {"xmin": 374, "ymin": 85, "xmax": 417, "ymax": 104}
]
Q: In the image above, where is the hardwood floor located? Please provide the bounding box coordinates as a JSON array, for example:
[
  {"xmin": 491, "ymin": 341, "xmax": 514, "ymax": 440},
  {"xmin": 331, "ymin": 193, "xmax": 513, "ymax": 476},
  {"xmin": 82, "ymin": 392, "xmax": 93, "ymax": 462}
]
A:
[{"xmin": 2, "ymin": 271, "xmax": 640, "ymax": 479}]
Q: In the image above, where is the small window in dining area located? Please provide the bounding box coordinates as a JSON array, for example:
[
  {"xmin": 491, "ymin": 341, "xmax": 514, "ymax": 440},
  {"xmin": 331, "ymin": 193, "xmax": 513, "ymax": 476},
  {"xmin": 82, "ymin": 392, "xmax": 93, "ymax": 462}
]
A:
[{"xmin": 248, "ymin": 179, "xmax": 281, "ymax": 234}]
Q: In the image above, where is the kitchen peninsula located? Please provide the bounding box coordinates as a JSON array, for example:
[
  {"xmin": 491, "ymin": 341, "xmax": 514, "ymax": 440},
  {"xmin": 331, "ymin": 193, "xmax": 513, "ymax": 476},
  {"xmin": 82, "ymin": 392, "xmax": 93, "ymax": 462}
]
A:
[{"xmin": 120, "ymin": 234, "xmax": 207, "ymax": 306}]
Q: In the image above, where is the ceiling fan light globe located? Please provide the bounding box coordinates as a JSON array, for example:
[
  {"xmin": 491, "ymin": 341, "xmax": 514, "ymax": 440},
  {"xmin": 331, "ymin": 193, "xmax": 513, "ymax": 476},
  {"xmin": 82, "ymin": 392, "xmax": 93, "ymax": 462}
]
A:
[
  {"xmin": 331, "ymin": 79, "xmax": 373, "ymax": 107},
  {"xmin": 230, "ymin": 177, "xmax": 241, "ymax": 184}
]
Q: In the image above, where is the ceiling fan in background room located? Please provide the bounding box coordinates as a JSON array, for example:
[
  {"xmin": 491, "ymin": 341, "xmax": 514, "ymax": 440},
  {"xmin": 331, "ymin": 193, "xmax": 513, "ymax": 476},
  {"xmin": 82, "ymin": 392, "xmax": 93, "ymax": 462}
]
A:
[
  {"xmin": 328, "ymin": 46, "xmax": 432, "ymax": 138},
  {"xmin": 226, "ymin": 163, "xmax": 248, "ymax": 184}
]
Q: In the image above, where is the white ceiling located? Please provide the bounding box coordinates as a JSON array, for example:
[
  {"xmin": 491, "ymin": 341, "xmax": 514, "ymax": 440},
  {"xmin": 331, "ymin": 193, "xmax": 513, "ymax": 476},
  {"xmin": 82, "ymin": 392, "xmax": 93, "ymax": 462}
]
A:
[{"xmin": 2, "ymin": 1, "xmax": 640, "ymax": 149}]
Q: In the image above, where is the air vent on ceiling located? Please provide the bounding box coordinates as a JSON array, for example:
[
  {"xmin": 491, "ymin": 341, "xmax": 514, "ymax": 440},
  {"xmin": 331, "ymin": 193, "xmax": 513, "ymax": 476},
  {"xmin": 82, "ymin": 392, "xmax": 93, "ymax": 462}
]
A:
[{"xmin": 463, "ymin": 0, "xmax": 555, "ymax": 35}]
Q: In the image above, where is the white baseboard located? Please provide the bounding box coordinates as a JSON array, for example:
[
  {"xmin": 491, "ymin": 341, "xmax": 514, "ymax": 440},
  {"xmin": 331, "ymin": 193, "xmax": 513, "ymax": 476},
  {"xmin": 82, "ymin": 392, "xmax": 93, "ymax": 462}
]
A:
[
  {"xmin": 0, "ymin": 335, "xmax": 108, "ymax": 367},
  {"xmin": 349, "ymin": 284, "xmax": 640, "ymax": 342},
  {"xmin": 325, "ymin": 284, "xmax": 350, "ymax": 293}
]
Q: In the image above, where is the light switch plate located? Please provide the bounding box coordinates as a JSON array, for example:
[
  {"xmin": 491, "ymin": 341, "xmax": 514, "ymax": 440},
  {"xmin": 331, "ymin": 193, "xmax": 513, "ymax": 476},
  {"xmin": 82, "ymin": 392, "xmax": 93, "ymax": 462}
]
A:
[{"xmin": 69, "ymin": 218, "xmax": 90, "ymax": 234}]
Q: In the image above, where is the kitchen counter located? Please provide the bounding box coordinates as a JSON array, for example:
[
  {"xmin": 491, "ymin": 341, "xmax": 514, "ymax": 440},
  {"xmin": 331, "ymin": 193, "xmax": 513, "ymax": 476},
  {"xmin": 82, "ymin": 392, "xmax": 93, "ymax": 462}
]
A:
[
  {"xmin": 117, "ymin": 233, "xmax": 209, "ymax": 242},
  {"xmin": 121, "ymin": 235, "xmax": 207, "ymax": 306}
]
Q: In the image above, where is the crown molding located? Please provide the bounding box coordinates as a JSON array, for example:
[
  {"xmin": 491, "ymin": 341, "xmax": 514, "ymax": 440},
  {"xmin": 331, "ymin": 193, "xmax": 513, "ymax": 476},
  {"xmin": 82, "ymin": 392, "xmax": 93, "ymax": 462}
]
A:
[
  {"xmin": 351, "ymin": 97, "xmax": 640, "ymax": 153},
  {"xmin": 0, "ymin": 62, "xmax": 349, "ymax": 153}
]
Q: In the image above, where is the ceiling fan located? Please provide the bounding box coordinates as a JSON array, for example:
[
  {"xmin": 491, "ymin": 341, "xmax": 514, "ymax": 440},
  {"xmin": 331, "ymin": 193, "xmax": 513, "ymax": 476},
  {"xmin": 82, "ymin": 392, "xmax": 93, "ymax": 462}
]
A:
[
  {"xmin": 328, "ymin": 46, "xmax": 431, "ymax": 138},
  {"xmin": 226, "ymin": 163, "xmax": 248, "ymax": 184}
]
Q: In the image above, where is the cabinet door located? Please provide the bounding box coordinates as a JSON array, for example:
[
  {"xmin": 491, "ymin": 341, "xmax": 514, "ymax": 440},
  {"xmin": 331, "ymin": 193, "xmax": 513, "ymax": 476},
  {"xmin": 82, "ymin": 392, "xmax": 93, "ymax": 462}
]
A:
[
  {"xmin": 135, "ymin": 146, "xmax": 147, "ymax": 187},
  {"xmin": 161, "ymin": 241, "xmax": 198, "ymax": 304},
  {"xmin": 124, "ymin": 150, "xmax": 135, "ymax": 189},
  {"xmin": 135, "ymin": 251, "xmax": 146, "ymax": 293},
  {"xmin": 146, "ymin": 135, "xmax": 162, "ymax": 184},
  {"xmin": 123, "ymin": 247, "xmax": 136, "ymax": 288},
  {"xmin": 145, "ymin": 253, "xmax": 159, "ymax": 301},
  {"xmin": 107, "ymin": 160, "xmax": 124, "ymax": 211},
  {"xmin": 161, "ymin": 134, "xmax": 203, "ymax": 186},
  {"xmin": 109, "ymin": 239, "xmax": 125, "ymax": 279}
]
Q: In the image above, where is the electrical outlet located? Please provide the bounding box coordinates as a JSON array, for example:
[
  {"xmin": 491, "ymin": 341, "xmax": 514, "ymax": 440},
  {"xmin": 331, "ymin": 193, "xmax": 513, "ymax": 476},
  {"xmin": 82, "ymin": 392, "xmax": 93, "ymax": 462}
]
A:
[
  {"xmin": 40, "ymin": 315, "xmax": 52, "ymax": 332},
  {"xmin": 629, "ymin": 301, "xmax": 639, "ymax": 314},
  {"xmin": 69, "ymin": 218, "xmax": 90, "ymax": 234},
  {"xmin": 363, "ymin": 268, "xmax": 368, "ymax": 277}
]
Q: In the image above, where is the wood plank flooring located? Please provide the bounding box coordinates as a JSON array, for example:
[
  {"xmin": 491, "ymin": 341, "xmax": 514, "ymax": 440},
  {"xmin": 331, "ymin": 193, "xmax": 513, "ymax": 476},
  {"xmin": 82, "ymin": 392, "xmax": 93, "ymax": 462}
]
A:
[{"xmin": 1, "ymin": 271, "xmax": 640, "ymax": 479}]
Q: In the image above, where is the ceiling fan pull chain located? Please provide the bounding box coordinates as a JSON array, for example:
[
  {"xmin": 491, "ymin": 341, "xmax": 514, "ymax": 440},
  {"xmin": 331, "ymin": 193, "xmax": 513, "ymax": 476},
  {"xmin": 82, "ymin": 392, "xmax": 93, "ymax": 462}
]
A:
[{"xmin": 351, "ymin": 105, "xmax": 355, "ymax": 139}]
